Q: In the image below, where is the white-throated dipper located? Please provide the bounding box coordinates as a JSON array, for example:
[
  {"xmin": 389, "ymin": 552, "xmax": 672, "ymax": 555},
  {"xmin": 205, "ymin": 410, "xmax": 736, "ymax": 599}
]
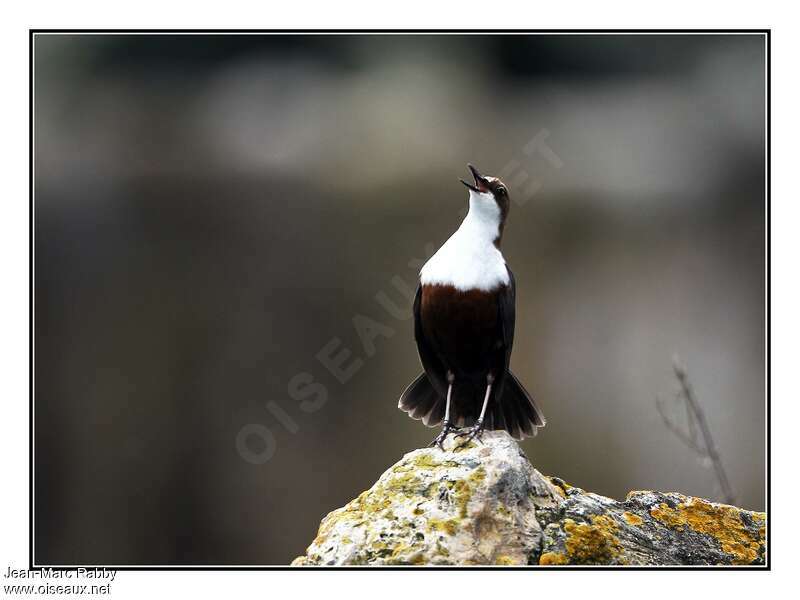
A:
[{"xmin": 399, "ymin": 164, "xmax": 545, "ymax": 448}]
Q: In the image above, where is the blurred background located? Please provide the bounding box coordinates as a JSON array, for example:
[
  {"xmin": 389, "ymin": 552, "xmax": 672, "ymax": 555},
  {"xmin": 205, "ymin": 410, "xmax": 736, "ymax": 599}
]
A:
[{"xmin": 34, "ymin": 33, "xmax": 766, "ymax": 565}]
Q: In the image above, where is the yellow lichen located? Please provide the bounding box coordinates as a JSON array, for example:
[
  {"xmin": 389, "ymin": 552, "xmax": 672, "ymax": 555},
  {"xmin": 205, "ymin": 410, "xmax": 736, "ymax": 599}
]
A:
[
  {"xmin": 311, "ymin": 470, "xmax": 423, "ymax": 547},
  {"xmin": 650, "ymin": 498, "xmax": 765, "ymax": 565},
  {"xmin": 348, "ymin": 489, "xmax": 390, "ymax": 515},
  {"xmin": 411, "ymin": 454, "xmax": 443, "ymax": 469},
  {"xmin": 403, "ymin": 453, "xmax": 460, "ymax": 471},
  {"xmin": 428, "ymin": 518, "xmax": 460, "ymax": 536},
  {"xmin": 446, "ymin": 466, "xmax": 485, "ymax": 518},
  {"xmin": 494, "ymin": 555, "xmax": 519, "ymax": 565},
  {"xmin": 386, "ymin": 471, "xmax": 421, "ymax": 496},
  {"xmin": 453, "ymin": 439, "xmax": 479, "ymax": 453},
  {"xmin": 469, "ymin": 467, "xmax": 487, "ymax": 483},
  {"xmin": 623, "ymin": 511, "xmax": 643, "ymax": 526},
  {"xmin": 301, "ymin": 451, "xmax": 499, "ymax": 565},
  {"xmin": 539, "ymin": 551, "xmax": 569, "ymax": 565},
  {"xmin": 563, "ymin": 515, "xmax": 624, "ymax": 564},
  {"xmin": 388, "ymin": 543, "xmax": 409, "ymax": 559},
  {"xmin": 547, "ymin": 477, "xmax": 573, "ymax": 498}
]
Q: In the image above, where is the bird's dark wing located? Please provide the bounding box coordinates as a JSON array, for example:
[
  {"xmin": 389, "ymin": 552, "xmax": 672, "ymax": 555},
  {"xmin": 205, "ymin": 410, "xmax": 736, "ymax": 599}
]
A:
[
  {"xmin": 491, "ymin": 265, "xmax": 546, "ymax": 439},
  {"xmin": 399, "ymin": 283, "xmax": 448, "ymax": 427},
  {"xmin": 498, "ymin": 266, "xmax": 516, "ymax": 370},
  {"xmin": 412, "ymin": 283, "xmax": 448, "ymax": 398}
]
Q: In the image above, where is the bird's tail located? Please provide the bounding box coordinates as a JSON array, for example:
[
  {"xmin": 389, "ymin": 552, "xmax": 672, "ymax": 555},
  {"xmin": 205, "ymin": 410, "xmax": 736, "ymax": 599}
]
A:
[
  {"xmin": 486, "ymin": 371, "xmax": 546, "ymax": 440},
  {"xmin": 398, "ymin": 373, "xmax": 445, "ymax": 427},
  {"xmin": 399, "ymin": 371, "xmax": 545, "ymax": 439}
]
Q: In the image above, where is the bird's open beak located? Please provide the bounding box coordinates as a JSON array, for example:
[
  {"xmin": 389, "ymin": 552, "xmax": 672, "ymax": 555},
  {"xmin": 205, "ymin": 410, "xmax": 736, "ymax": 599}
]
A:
[{"xmin": 460, "ymin": 163, "xmax": 490, "ymax": 193}]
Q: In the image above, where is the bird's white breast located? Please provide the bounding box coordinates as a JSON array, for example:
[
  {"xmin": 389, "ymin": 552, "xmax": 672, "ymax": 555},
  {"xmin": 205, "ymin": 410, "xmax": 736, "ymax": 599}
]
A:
[{"xmin": 420, "ymin": 190, "xmax": 510, "ymax": 292}]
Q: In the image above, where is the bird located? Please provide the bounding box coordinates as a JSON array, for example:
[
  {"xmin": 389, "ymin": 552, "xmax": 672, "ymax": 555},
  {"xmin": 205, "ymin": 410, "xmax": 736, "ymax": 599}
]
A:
[{"xmin": 398, "ymin": 164, "xmax": 545, "ymax": 449}]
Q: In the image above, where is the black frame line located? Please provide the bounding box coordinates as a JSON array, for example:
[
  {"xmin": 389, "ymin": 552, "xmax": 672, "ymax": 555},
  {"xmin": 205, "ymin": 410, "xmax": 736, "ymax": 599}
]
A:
[{"xmin": 28, "ymin": 28, "xmax": 771, "ymax": 572}]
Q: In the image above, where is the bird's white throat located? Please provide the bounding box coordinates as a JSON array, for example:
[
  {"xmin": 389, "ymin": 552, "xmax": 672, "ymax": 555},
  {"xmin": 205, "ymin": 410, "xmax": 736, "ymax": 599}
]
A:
[{"xmin": 420, "ymin": 190, "xmax": 510, "ymax": 291}]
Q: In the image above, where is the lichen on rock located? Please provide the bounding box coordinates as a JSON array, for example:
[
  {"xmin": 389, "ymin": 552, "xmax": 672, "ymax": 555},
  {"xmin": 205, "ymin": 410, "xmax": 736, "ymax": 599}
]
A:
[
  {"xmin": 292, "ymin": 431, "xmax": 561, "ymax": 566},
  {"xmin": 291, "ymin": 432, "xmax": 766, "ymax": 566}
]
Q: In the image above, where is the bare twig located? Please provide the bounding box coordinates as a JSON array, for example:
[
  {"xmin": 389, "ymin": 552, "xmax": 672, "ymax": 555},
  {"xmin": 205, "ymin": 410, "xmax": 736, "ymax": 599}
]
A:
[
  {"xmin": 684, "ymin": 387, "xmax": 698, "ymax": 446},
  {"xmin": 656, "ymin": 356, "xmax": 736, "ymax": 505},
  {"xmin": 655, "ymin": 395, "xmax": 705, "ymax": 453}
]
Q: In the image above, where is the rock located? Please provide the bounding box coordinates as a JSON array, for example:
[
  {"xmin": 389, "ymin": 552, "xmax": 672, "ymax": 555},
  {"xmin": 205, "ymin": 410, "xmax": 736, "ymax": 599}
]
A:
[
  {"xmin": 292, "ymin": 431, "xmax": 766, "ymax": 566},
  {"xmin": 537, "ymin": 487, "xmax": 766, "ymax": 566}
]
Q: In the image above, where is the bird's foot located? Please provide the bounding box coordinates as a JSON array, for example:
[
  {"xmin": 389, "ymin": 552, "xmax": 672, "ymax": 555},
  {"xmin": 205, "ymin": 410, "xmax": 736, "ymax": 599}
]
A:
[
  {"xmin": 456, "ymin": 419, "xmax": 485, "ymax": 448},
  {"xmin": 429, "ymin": 421, "xmax": 462, "ymax": 450}
]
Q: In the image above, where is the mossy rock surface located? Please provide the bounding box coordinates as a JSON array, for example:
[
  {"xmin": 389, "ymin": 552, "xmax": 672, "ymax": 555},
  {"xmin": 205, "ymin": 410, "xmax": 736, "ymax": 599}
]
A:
[{"xmin": 292, "ymin": 432, "xmax": 766, "ymax": 566}]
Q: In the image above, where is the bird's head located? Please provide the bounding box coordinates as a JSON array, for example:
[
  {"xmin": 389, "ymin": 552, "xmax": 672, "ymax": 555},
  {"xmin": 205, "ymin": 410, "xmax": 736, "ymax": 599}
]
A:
[{"xmin": 459, "ymin": 164, "xmax": 511, "ymax": 242}]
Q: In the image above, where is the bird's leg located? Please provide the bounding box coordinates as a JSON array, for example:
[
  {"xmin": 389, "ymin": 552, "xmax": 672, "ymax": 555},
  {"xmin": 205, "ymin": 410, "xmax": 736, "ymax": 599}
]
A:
[
  {"xmin": 457, "ymin": 373, "xmax": 493, "ymax": 447},
  {"xmin": 430, "ymin": 372, "xmax": 459, "ymax": 449}
]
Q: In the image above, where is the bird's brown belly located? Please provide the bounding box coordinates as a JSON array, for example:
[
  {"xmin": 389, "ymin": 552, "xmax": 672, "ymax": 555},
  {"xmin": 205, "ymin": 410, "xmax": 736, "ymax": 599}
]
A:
[{"xmin": 419, "ymin": 283, "xmax": 501, "ymax": 375}]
